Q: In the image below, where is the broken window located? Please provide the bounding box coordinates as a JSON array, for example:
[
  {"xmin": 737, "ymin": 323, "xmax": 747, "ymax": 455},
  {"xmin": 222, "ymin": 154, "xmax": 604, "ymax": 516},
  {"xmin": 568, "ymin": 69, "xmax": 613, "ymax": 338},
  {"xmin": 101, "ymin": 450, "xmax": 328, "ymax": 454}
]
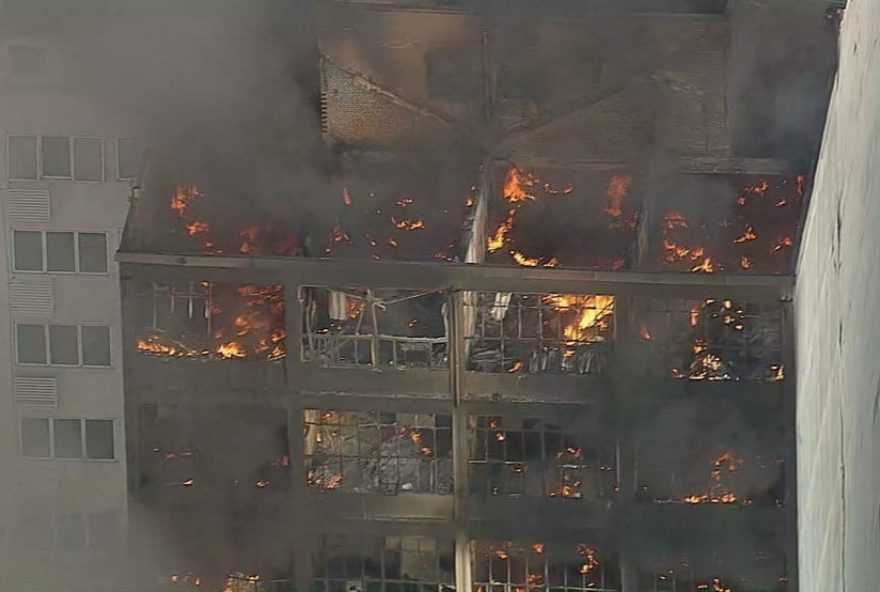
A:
[
  {"xmin": 302, "ymin": 287, "xmax": 448, "ymax": 369},
  {"xmin": 8, "ymin": 135, "xmax": 38, "ymax": 179},
  {"xmin": 311, "ymin": 534, "xmax": 455, "ymax": 592},
  {"xmin": 305, "ymin": 410, "xmax": 453, "ymax": 495},
  {"xmin": 636, "ymin": 397, "xmax": 785, "ymax": 507},
  {"xmin": 465, "ymin": 292, "xmax": 614, "ymax": 374},
  {"xmin": 136, "ymin": 280, "xmax": 285, "ymax": 361},
  {"xmin": 633, "ymin": 297, "xmax": 783, "ymax": 382},
  {"xmin": 468, "ymin": 416, "xmax": 615, "ymax": 500},
  {"xmin": 472, "ymin": 540, "xmax": 618, "ymax": 592}
]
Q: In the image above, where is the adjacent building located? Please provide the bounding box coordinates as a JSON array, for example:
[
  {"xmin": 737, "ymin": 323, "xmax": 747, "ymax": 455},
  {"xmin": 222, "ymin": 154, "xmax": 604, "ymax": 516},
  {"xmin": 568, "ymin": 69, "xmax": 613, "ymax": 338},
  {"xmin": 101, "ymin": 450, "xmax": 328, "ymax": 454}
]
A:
[{"xmin": 0, "ymin": 3, "xmax": 141, "ymax": 589}]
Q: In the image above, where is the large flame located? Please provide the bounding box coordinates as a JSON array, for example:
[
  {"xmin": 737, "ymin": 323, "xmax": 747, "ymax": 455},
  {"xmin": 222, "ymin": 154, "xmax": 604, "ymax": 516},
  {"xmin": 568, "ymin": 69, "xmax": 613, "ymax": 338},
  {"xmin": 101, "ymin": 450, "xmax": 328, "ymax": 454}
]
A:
[{"xmin": 543, "ymin": 294, "xmax": 615, "ymax": 342}]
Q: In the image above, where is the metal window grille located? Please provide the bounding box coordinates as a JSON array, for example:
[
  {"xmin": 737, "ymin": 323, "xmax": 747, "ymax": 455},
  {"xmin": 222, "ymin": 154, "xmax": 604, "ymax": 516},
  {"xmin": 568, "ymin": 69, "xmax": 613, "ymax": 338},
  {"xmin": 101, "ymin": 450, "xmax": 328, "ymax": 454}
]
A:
[
  {"xmin": 633, "ymin": 298, "xmax": 783, "ymax": 382},
  {"xmin": 302, "ymin": 287, "xmax": 448, "ymax": 369},
  {"xmin": 311, "ymin": 534, "xmax": 456, "ymax": 592},
  {"xmin": 305, "ymin": 410, "xmax": 453, "ymax": 495},
  {"xmin": 467, "ymin": 416, "xmax": 615, "ymax": 500},
  {"xmin": 472, "ymin": 541, "xmax": 616, "ymax": 592},
  {"xmin": 464, "ymin": 292, "xmax": 614, "ymax": 375},
  {"xmin": 138, "ymin": 281, "xmax": 286, "ymax": 360}
]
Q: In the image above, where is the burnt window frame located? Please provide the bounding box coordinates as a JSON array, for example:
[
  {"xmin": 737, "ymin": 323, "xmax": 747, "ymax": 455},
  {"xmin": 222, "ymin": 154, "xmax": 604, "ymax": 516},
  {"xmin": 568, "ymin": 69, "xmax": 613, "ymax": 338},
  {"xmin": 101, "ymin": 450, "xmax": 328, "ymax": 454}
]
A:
[
  {"xmin": 472, "ymin": 540, "xmax": 618, "ymax": 592},
  {"xmin": 304, "ymin": 409, "xmax": 454, "ymax": 495},
  {"xmin": 311, "ymin": 534, "xmax": 456, "ymax": 592},
  {"xmin": 467, "ymin": 415, "xmax": 616, "ymax": 501},
  {"xmin": 464, "ymin": 291, "xmax": 616, "ymax": 375}
]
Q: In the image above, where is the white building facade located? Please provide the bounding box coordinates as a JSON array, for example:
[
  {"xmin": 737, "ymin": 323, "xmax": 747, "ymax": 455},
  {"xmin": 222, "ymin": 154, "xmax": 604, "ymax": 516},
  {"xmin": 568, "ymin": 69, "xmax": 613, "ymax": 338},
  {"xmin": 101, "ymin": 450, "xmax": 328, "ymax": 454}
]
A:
[{"xmin": 0, "ymin": 10, "xmax": 140, "ymax": 590}]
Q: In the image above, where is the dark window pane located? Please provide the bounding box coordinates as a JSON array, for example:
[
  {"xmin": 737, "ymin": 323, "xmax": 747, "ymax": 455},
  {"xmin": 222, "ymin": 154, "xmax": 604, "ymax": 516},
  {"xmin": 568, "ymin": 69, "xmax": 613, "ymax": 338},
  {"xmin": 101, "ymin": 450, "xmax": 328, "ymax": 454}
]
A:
[
  {"xmin": 73, "ymin": 137, "xmax": 103, "ymax": 181},
  {"xmin": 16, "ymin": 324, "xmax": 46, "ymax": 364},
  {"xmin": 117, "ymin": 138, "xmax": 144, "ymax": 179},
  {"xmin": 41, "ymin": 136, "xmax": 70, "ymax": 177},
  {"xmin": 81, "ymin": 326, "xmax": 110, "ymax": 366},
  {"xmin": 49, "ymin": 325, "xmax": 79, "ymax": 365},
  {"xmin": 53, "ymin": 419, "xmax": 83, "ymax": 458},
  {"xmin": 20, "ymin": 418, "xmax": 50, "ymax": 457},
  {"xmin": 46, "ymin": 232, "xmax": 75, "ymax": 272},
  {"xmin": 13, "ymin": 230, "xmax": 43, "ymax": 271},
  {"xmin": 9, "ymin": 46, "xmax": 47, "ymax": 77},
  {"xmin": 87, "ymin": 513, "xmax": 117, "ymax": 549},
  {"xmin": 85, "ymin": 420, "xmax": 114, "ymax": 459},
  {"xmin": 77, "ymin": 233, "xmax": 107, "ymax": 273},
  {"xmin": 56, "ymin": 514, "xmax": 86, "ymax": 551},
  {"xmin": 8, "ymin": 135, "xmax": 38, "ymax": 179}
]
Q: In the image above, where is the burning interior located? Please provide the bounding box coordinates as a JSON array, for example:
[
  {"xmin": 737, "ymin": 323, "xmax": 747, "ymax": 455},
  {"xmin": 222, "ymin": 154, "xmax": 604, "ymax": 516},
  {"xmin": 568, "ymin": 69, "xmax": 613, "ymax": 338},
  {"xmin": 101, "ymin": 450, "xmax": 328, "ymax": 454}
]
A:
[
  {"xmin": 472, "ymin": 539, "xmax": 618, "ymax": 592},
  {"xmin": 116, "ymin": 1, "xmax": 836, "ymax": 588},
  {"xmin": 468, "ymin": 415, "xmax": 616, "ymax": 501},
  {"xmin": 304, "ymin": 410, "xmax": 453, "ymax": 494}
]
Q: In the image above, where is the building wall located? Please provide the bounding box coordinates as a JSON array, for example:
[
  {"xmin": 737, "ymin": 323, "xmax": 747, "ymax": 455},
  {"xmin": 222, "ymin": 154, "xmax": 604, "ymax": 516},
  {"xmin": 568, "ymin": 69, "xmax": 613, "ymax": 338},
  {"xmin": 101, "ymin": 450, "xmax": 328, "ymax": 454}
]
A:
[
  {"xmin": 0, "ymin": 27, "xmax": 136, "ymax": 589},
  {"xmin": 796, "ymin": 2, "xmax": 880, "ymax": 591}
]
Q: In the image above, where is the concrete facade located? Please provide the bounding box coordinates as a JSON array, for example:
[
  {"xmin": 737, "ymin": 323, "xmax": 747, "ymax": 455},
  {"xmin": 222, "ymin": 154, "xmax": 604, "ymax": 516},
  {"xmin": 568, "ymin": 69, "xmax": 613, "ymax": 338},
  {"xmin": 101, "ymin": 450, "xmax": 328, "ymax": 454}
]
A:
[
  {"xmin": 0, "ymin": 19, "xmax": 137, "ymax": 590},
  {"xmin": 796, "ymin": 1, "xmax": 880, "ymax": 591}
]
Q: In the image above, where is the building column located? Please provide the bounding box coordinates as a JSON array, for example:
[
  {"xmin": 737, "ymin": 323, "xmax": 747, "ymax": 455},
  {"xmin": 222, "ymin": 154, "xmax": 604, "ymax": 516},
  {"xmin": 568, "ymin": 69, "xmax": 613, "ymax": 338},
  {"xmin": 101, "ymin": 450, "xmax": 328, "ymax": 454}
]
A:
[
  {"xmin": 448, "ymin": 290, "xmax": 472, "ymax": 591},
  {"xmin": 283, "ymin": 280, "xmax": 312, "ymax": 590}
]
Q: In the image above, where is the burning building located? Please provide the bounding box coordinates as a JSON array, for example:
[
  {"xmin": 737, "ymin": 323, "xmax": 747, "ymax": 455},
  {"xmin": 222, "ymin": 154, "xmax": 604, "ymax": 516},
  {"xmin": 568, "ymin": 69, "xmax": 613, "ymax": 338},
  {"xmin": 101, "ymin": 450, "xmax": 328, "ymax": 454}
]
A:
[{"xmin": 116, "ymin": 1, "xmax": 842, "ymax": 591}]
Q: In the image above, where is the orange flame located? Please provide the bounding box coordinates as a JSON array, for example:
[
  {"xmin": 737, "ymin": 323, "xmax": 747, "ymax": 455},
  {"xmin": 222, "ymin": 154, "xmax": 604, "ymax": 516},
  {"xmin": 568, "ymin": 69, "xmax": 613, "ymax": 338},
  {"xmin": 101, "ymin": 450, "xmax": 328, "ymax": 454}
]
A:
[
  {"xmin": 733, "ymin": 225, "xmax": 758, "ymax": 244},
  {"xmin": 342, "ymin": 187, "xmax": 352, "ymax": 206},
  {"xmin": 543, "ymin": 294, "xmax": 615, "ymax": 342},
  {"xmin": 772, "ymin": 235, "xmax": 794, "ymax": 251},
  {"xmin": 604, "ymin": 174, "xmax": 631, "ymax": 217},
  {"xmin": 185, "ymin": 219, "xmax": 209, "ymax": 235},
  {"xmin": 691, "ymin": 258, "xmax": 714, "ymax": 273},
  {"xmin": 488, "ymin": 208, "xmax": 516, "ymax": 252},
  {"xmin": 664, "ymin": 211, "xmax": 688, "ymax": 230},
  {"xmin": 640, "ymin": 325, "xmax": 652, "ymax": 340},
  {"xmin": 171, "ymin": 185, "xmax": 200, "ymax": 217},
  {"xmin": 683, "ymin": 451, "xmax": 742, "ymax": 504},
  {"xmin": 502, "ymin": 166, "xmax": 538, "ymax": 203},
  {"xmin": 391, "ymin": 216, "xmax": 424, "ymax": 231},
  {"xmin": 577, "ymin": 545, "xmax": 599, "ymax": 574}
]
